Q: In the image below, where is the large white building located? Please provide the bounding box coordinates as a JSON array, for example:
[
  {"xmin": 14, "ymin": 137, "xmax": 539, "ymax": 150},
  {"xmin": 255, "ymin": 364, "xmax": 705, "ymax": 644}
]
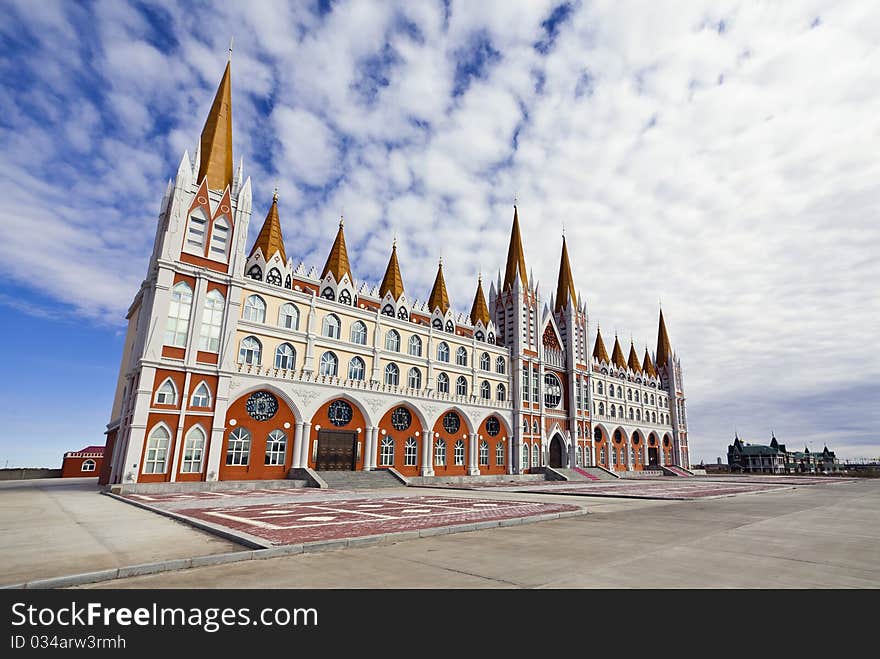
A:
[{"xmin": 100, "ymin": 58, "xmax": 690, "ymax": 486}]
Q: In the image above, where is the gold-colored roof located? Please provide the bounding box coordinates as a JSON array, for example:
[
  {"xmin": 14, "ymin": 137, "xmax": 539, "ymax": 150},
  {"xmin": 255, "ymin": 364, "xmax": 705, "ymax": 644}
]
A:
[
  {"xmin": 593, "ymin": 327, "xmax": 610, "ymax": 362},
  {"xmin": 611, "ymin": 335, "xmax": 627, "ymax": 369},
  {"xmin": 321, "ymin": 219, "xmax": 353, "ymax": 283},
  {"xmin": 470, "ymin": 276, "xmax": 490, "ymax": 326},
  {"xmin": 554, "ymin": 236, "xmax": 577, "ymax": 312},
  {"xmin": 379, "ymin": 241, "xmax": 405, "ymax": 300},
  {"xmin": 198, "ymin": 60, "xmax": 234, "ymax": 191},
  {"xmin": 503, "ymin": 206, "xmax": 528, "ymax": 291},
  {"xmin": 628, "ymin": 342, "xmax": 642, "ymax": 373},
  {"xmin": 427, "ymin": 260, "xmax": 450, "ymax": 315},
  {"xmin": 656, "ymin": 309, "xmax": 672, "ymax": 369},
  {"xmin": 249, "ymin": 191, "xmax": 286, "ymax": 263},
  {"xmin": 642, "ymin": 348, "xmax": 657, "ymax": 377}
]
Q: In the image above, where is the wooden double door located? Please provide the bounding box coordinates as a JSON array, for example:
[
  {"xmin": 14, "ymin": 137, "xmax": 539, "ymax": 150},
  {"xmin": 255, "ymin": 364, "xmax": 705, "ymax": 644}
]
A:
[{"xmin": 315, "ymin": 430, "xmax": 357, "ymax": 471}]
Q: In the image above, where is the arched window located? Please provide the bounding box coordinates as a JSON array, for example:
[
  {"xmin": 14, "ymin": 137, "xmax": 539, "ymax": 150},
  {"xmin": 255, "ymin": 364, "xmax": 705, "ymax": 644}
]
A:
[
  {"xmin": 226, "ymin": 427, "xmax": 250, "ymax": 466},
  {"xmin": 186, "ymin": 210, "xmax": 208, "ymax": 249},
  {"xmin": 197, "ymin": 289, "xmax": 224, "ymax": 352},
  {"xmin": 275, "ymin": 343, "xmax": 295, "ymax": 370},
  {"xmin": 144, "ymin": 425, "xmax": 170, "ymax": 474},
  {"xmin": 480, "ymin": 381, "xmax": 491, "ymax": 400},
  {"xmin": 385, "ymin": 362, "xmax": 400, "ymax": 386},
  {"xmin": 495, "ymin": 356, "xmax": 506, "ymax": 374},
  {"xmin": 279, "ymin": 303, "xmax": 299, "ymax": 330},
  {"xmin": 348, "ymin": 356, "xmax": 366, "ymax": 381},
  {"xmin": 480, "ymin": 352, "xmax": 490, "ymax": 371},
  {"xmin": 532, "ymin": 444, "xmax": 540, "ymax": 467},
  {"xmin": 628, "ymin": 408, "xmax": 634, "ymax": 420},
  {"xmin": 523, "ymin": 419, "xmax": 529, "ymax": 434},
  {"xmin": 475, "ymin": 330, "xmax": 484, "ymax": 342},
  {"xmin": 81, "ymin": 459, "xmax": 96, "ymax": 472},
  {"xmin": 319, "ymin": 351, "xmax": 338, "ymax": 377},
  {"xmin": 437, "ymin": 372, "xmax": 449, "ymax": 393},
  {"xmin": 522, "ymin": 443, "xmax": 529, "ymax": 469},
  {"xmin": 182, "ymin": 426, "xmax": 206, "ymax": 473},
  {"xmin": 404, "ymin": 437, "xmax": 418, "ymax": 466},
  {"xmin": 600, "ymin": 446, "xmax": 606, "ymax": 464},
  {"xmin": 630, "ymin": 446, "xmax": 636, "ymax": 465},
  {"xmin": 454, "ymin": 439, "xmax": 466, "ymax": 465},
  {"xmin": 533, "ymin": 419, "xmax": 539, "ymax": 434},
  {"xmin": 636, "ymin": 409, "xmax": 641, "ymax": 421},
  {"xmin": 338, "ymin": 289, "xmax": 352, "ymax": 305},
  {"xmin": 437, "ymin": 342, "xmax": 450, "ymax": 362},
  {"xmin": 456, "ymin": 376, "xmax": 468, "ymax": 397},
  {"xmin": 321, "ymin": 287, "xmax": 335, "ymax": 301},
  {"xmin": 599, "ymin": 402, "xmax": 605, "ymax": 415},
  {"xmin": 434, "ymin": 439, "xmax": 446, "ymax": 466},
  {"xmin": 378, "ymin": 437, "xmax": 394, "ymax": 466},
  {"xmin": 608, "ymin": 385, "xmax": 614, "ymax": 398},
  {"xmin": 432, "ymin": 318, "xmax": 443, "ymax": 330},
  {"xmin": 651, "ymin": 394, "xmax": 655, "ymax": 405},
  {"xmin": 479, "ymin": 440, "xmax": 489, "ymax": 466},
  {"xmin": 285, "ymin": 274, "xmax": 291, "ymax": 289},
  {"xmin": 635, "ymin": 390, "xmax": 640, "ymax": 402},
  {"xmin": 385, "ymin": 330, "xmax": 401, "ymax": 352},
  {"xmin": 456, "ymin": 346, "xmax": 468, "ymax": 366},
  {"xmin": 350, "ymin": 320, "xmax": 367, "ymax": 345},
  {"xmin": 617, "ymin": 386, "xmax": 622, "ymax": 397},
  {"xmin": 487, "ymin": 332, "xmax": 494, "ymax": 344},
  {"xmin": 191, "ymin": 382, "xmax": 211, "ymax": 408},
  {"xmin": 208, "ymin": 217, "xmax": 230, "ymax": 258},
  {"xmin": 628, "ymin": 389, "xmax": 633, "ymax": 401},
  {"xmin": 619, "ymin": 405, "xmax": 624, "ymax": 418},
  {"xmin": 243, "ymin": 295, "xmax": 266, "ymax": 323},
  {"xmin": 597, "ymin": 381, "xmax": 604, "ymax": 394},
  {"xmin": 407, "ymin": 367, "xmax": 422, "ymax": 389},
  {"xmin": 408, "ymin": 335, "xmax": 422, "ymax": 356},
  {"xmin": 265, "ymin": 429, "xmax": 287, "ymax": 465},
  {"xmin": 164, "ymin": 282, "xmax": 192, "ymax": 347},
  {"xmin": 382, "ymin": 304, "xmax": 395, "ymax": 317},
  {"xmin": 496, "ymin": 441, "xmax": 504, "ymax": 466},
  {"xmin": 322, "ymin": 314, "xmax": 341, "ymax": 339},
  {"xmin": 496, "ymin": 383, "xmax": 506, "ymax": 402},
  {"xmin": 246, "ymin": 264, "xmax": 262, "ymax": 281},
  {"xmin": 652, "ymin": 412, "xmax": 656, "ymax": 423},
  {"xmin": 155, "ymin": 378, "xmax": 177, "ymax": 405},
  {"xmin": 610, "ymin": 447, "xmax": 617, "ymax": 467},
  {"xmin": 238, "ymin": 336, "xmax": 262, "ymax": 365},
  {"xmin": 397, "ymin": 307, "xmax": 408, "ymax": 320},
  {"xmin": 610, "ymin": 405, "xmax": 616, "ymax": 418},
  {"xmin": 445, "ymin": 320, "xmax": 454, "ymax": 333}
]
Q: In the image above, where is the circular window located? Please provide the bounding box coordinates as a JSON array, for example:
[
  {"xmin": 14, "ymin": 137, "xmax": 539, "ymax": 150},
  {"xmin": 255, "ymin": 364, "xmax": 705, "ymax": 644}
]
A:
[
  {"xmin": 328, "ymin": 400, "xmax": 353, "ymax": 427},
  {"xmin": 632, "ymin": 435, "xmax": 640, "ymax": 445},
  {"xmin": 544, "ymin": 373, "xmax": 561, "ymax": 409},
  {"xmin": 485, "ymin": 417, "xmax": 500, "ymax": 436},
  {"xmin": 391, "ymin": 406, "xmax": 411, "ymax": 431},
  {"xmin": 649, "ymin": 436, "xmax": 656, "ymax": 446},
  {"xmin": 614, "ymin": 430, "xmax": 623, "ymax": 444},
  {"xmin": 245, "ymin": 391, "xmax": 278, "ymax": 421},
  {"xmin": 442, "ymin": 411, "xmax": 460, "ymax": 434},
  {"xmin": 663, "ymin": 437, "xmax": 670, "ymax": 447}
]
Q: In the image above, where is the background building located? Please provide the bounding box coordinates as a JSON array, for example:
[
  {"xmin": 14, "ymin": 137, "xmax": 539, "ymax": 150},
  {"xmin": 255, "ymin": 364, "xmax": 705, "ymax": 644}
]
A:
[
  {"xmin": 61, "ymin": 446, "xmax": 104, "ymax": 478},
  {"xmin": 727, "ymin": 434, "xmax": 839, "ymax": 474}
]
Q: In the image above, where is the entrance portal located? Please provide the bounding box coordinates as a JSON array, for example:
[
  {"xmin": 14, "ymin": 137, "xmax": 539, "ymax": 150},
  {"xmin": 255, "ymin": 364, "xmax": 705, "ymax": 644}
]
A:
[
  {"xmin": 315, "ymin": 430, "xmax": 357, "ymax": 470},
  {"xmin": 549, "ymin": 435, "xmax": 564, "ymax": 468},
  {"xmin": 648, "ymin": 447, "xmax": 659, "ymax": 466}
]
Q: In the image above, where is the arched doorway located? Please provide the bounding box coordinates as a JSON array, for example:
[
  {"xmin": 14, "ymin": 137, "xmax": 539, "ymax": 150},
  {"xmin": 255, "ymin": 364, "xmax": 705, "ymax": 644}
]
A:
[
  {"xmin": 549, "ymin": 434, "xmax": 564, "ymax": 468},
  {"xmin": 648, "ymin": 433, "xmax": 659, "ymax": 466}
]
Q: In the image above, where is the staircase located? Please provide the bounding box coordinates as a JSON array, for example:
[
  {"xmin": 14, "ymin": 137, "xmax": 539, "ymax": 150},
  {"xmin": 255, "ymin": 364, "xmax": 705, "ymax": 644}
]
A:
[
  {"xmin": 661, "ymin": 465, "xmax": 695, "ymax": 478},
  {"xmin": 580, "ymin": 466, "xmax": 620, "ymax": 480},
  {"xmin": 552, "ymin": 468, "xmax": 600, "ymax": 482},
  {"xmin": 316, "ymin": 469, "xmax": 404, "ymax": 490}
]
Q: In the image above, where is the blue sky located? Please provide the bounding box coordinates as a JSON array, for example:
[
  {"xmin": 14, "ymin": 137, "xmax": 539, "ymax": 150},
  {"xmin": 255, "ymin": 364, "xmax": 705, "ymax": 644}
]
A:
[{"xmin": 0, "ymin": 0, "xmax": 878, "ymax": 467}]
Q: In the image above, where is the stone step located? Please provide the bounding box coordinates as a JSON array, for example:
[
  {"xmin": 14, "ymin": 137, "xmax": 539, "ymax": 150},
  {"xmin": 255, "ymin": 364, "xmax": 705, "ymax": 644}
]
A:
[
  {"xmin": 316, "ymin": 469, "xmax": 403, "ymax": 489},
  {"xmin": 581, "ymin": 466, "xmax": 620, "ymax": 481},
  {"xmin": 554, "ymin": 468, "xmax": 600, "ymax": 482}
]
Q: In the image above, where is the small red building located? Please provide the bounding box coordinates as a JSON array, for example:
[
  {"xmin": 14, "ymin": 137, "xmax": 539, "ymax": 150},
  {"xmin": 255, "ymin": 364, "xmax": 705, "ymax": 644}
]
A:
[{"xmin": 61, "ymin": 446, "xmax": 105, "ymax": 478}]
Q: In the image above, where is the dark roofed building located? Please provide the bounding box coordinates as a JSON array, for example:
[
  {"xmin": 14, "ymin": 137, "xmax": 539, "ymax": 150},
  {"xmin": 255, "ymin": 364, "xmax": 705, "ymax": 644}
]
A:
[{"xmin": 728, "ymin": 434, "xmax": 839, "ymax": 474}]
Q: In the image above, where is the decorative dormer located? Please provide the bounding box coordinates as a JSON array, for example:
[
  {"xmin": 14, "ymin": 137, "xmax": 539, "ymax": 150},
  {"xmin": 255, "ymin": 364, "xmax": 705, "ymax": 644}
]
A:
[
  {"xmin": 244, "ymin": 191, "xmax": 292, "ymax": 288},
  {"xmin": 319, "ymin": 217, "xmax": 356, "ymax": 306},
  {"xmin": 611, "ymin": 334, "xmax": 627, "ymax": 371},
  {"xmin": 378, "ymin": 239, "xmax": 409, "ymax": 320},
  {"xmin": 469, "ymin": 275, "xmax": 496, "ymax": 343},
  {"xmin": 427, "ymin": 259, "xmax": 455, "ymax": 332}
]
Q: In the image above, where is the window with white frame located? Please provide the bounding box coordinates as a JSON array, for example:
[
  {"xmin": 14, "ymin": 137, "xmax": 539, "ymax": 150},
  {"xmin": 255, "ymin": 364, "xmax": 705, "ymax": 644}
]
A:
[
  {"xmin": 408, "ymin": 367, "xmax": 421, "ymax": 389},
  {"xmin": 479, "ymin": 440, "xmax": 489, "ymax": 466},
  {"xmin": 191, "ymin": 382, "xmax": 211, "ymax": 408},
  {"xmin": 155, "ymin": 378, "xmax": 177, "ymax": 405},
  {"xmin": 522, "ymin": 364, "xmax": 529, "ymax": 402},
  {"xmin": 144, "ymin": 425, "xmax": 170, "ymax": 474},
  {"xmin": 209, "ymin": 217, "xmax": 230, "ymax": 259},
  {"xmin": 319, "ymin": 351, "xmax": 338, "ymax": 377},
  {"xmin": 265, "ymin": 429, "xmax": 287, "ymax": 466},
  {"xmin": 408, "ymin": 335, "xmax": 422, "ymax": 356},
  {"xmin": 480, "ymin": 352, "xmax": 490, "ymax": 371},
  {"xmin": 338, "ymin": 289, "xmax": 352, "ymax": 305},
  {"xmin": 386, "ymin": 330, "xmax": 401, "ymax": 352},
  {"xmin": 531, "ymin": 444, "xmax": 540, "ymax": 467},
  {"xmin": 600, "ymin": 446, "xmax": 606, "ymax": 464},
  {"xmin": 456, "ymin": 376, "xmax": 467, "ymax": 396},
  {"xmin": 480, "ymin": 380, "xmax": 491, "ymax": 400},
  {"xmin": 532, "ymin": 366, "xmax": 539, "ymax": 403},
  {"xmin": 279, "ymin": 303, "xmax": 299, "ymax": 330},
  {"xmin": 437, "ymin": 342, "xmax": 450, "ymax": 362},
  {"xmin": 164, "ymin": 282, "xmax": 192, "ymax": 347},
  {"xmin": 522, "ymin": 443, "xmax": 529, "ymax": 469},
  {"xmin": 496, "ymin": 383, "xmax": 506, "ymax": 402},
  {"xmin": 456, "ymin": 346, "xmax": 468, "ymax": 366},
  {"xmin": 198, "ymin": 289, "xmax": 224, "ymax": 351},
  {"xmin": 496, "ymin": 356, "xmax": 506, "ymax": 374},
  {"xmin": 348, "ymin": 356, "xmax": 365, "ymax": 381},
  {"xmin": 437, "ymin": 372, "xmax": 449, "ymax": 393},
  {"xmin": 350, "ymin": 320, "xmax": 367, "ymax": 344},
  {"xmin": 226, "ymin": 427, "xmax": 250, "ymax": 466},
  {"xmin": 496, "ymin": 441, "xmax": 504, "ymax": 466},
  {"xmin": 385, "ymin": 362, "xmax": 399, "ymax": 386},
  {"xmin": 454, "ymin": 439, "xmax": 465, "ymax": 466},
  {"xmin": 266, "ymin": 268, "xmax": 282, "ymax": 287},
  {"xmin": 243, "ymin": 295, "xmax": 266, "ymax": 323},
  {"xmin": 404, "ymin": 437, "xmax": 418, "ymax": 466},
  {"xmin": 597, "ymin": 381, "xmax": 604, "ymax": 394},
  {"xmin": 434, "ymin": 439, "xmax": 446, "ymax": 466},
  {"xmin": 630, "ymin": 446, "xmax": 636, "ymax": 464},
  {"xmin": 522, "ymin": 418, "xmax": 529, "ymax": 434},
  {"xmin": 81, "ymin": 459, "xmax": 96, "ymax": 472},
  {"xmin": 238, "ymin": 336, "xmax": 262, "ymax": 365},
  {"xmin": 532, "ymin": 419, "xmax": 539, "ymax": 434},
  {"xmin": 380, "ymin": 437, "xmax": 395, "ymax": 466},
  {"xmin": 186, "ymin": 210, "xmax": 207, "ymax": 248},
  {"xmin": 181, "ymin": 426, "xmax": 205, "ymax": 473},
  {"xmin": 322, "ymin": 314, "xmax": 341, "ymax": 339},
  {"xmin": 275, "ymin": 343, "xmax": 295, "ymax": 370}
]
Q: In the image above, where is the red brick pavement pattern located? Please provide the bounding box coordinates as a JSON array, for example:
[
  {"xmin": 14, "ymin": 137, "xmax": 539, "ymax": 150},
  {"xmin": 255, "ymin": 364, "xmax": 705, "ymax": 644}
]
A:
[
  {"xmin": 124, "ymin": 488, "xmax": 347, "ymax": 504},
  {"xmin": 175, "ymin": 496, "xmax": 579, "ymax": 545}
]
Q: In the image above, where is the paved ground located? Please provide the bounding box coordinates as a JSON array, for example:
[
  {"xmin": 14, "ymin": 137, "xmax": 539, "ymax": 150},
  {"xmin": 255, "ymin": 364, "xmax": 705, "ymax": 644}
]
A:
[{"xmin": 0, "ymin": 478, "xmax": 239, "ymax": 586}]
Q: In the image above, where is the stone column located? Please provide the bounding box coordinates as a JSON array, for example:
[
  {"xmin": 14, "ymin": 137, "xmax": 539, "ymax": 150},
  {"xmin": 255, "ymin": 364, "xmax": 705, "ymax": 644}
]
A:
[
  {"xmin": 468, "ymin": 432, "xmax": 480, "ymax": 476},
  {"xmin": 300, "ymin": 422, "xmax": 312, "ymax": 468},
  {"xmin": 366, "ymin": 427, "xmax": 379, "ymax": 470},
  {"xmin": 421, "ymin": 428, "xmax": 434, "ymax": 477},
  {"xmin": 291, "ymin": 422, "xmax": 304, "ymax": 469}
]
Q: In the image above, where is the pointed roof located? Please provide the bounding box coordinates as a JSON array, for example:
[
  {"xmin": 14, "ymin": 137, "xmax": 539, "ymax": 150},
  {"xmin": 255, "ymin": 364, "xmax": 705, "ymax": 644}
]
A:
[
  {"xmin": 379, "ymin": 240, "xmax": 405, "ymax": 300},
  {"xmin": 642, "ymin": 348, "xmax": 657, "ymax": 378},
  {"xmin": 198, "ymin": 60, "xmax": 234, "ymax": 191},
  {"xmin": 470, "ymin": 276, "xmax": 490, "ymax": 326},
  {"xmin": 554, "ymin": 236, "xmax": 577, "ymax": 313},
  {"xmin": 627, "ymin": 342, "xmax": 642, "ymax": 373},
  {"xmin": 503, "ymin": 206, "xmax": 528, "ymax": 290},
  {"xmin": 427, "ymin": 260, "xmax": 450, "ymax": 315},
  {"xmin": 656, "ymin": 308, "xmax": 672, "ymax": 368},
  {"xmin": 321, "ymin": 218, "xmax": 353, "ymax": 283},
  {"xmin": 611, "ymin": 335, "xmax": 627, "ymax": 369},
  {"xmin": 249, "ymin": 191, "xmax": 286, "ymax": 263},
  {"xmin": 593, "ymin": 327, "xmax": 610, "ymax": 362}
]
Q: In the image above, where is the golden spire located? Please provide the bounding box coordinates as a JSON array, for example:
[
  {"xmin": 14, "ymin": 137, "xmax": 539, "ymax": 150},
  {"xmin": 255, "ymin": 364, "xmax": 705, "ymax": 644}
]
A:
[
  {"xmin": 427, "ymin": 259, "xmax": 450, "ymax": 315},
  {"xmin": 470, "ymin": 275, "xmax": 490, "ymax": 326},
  {"xmin": 642, "ymin": 347, "xmax": 657, "ymax": 377},
  {"xmin": 197, "ymin": 59, "xmax": 234, "ymax": 191},
  {"xmin": 554, "ymin": 235, "xmax": 577, "ymax": 312},
  {"xmin": 379, "ymin": 240, "xmax": 405, "ymax": 300},
  {"xmin": 503, "ymin": 205, "xmax": 528, "ymax": 290},
  {"xmin": 627, "ymin": 341, "xmax": 642, "ymax": 373},
  {"xmin": 656, "ymin": 308, "xmax": 672, "ymax": 369},
  {"xmin": 611, "ymin": 334, "xmax": 627, "ymax": 369},
  {"xmin": 593, "ymin": 326, "xmax": 610, "ymax": 362},
  {"xmin": 249, "ymin": 189, "xmax": 286, "ymax": 263},
  {"xmin": 321, "ymin": 217, "xmax": 353, "ymax": 283}
]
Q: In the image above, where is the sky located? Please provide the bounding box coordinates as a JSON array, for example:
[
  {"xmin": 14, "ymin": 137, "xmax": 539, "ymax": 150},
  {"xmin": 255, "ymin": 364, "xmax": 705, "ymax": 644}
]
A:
[{"xmin": 0, "ymin": 0, "xmax": 878, "ymax": 468}]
